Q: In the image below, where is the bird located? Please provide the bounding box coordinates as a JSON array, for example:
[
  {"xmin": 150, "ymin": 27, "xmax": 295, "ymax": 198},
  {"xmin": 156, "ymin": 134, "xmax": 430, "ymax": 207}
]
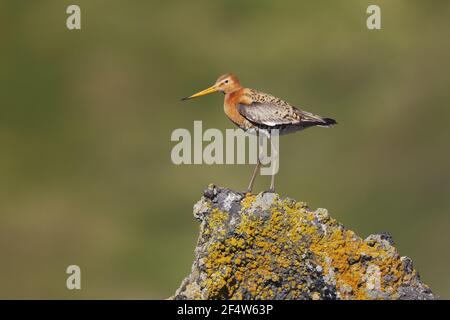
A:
[{"xmin": 181, "ymin": 73, "xmax": 336, "ymax": 193}]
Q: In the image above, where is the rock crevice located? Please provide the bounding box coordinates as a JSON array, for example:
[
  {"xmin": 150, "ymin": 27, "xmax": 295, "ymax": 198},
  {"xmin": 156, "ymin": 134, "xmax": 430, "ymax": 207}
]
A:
[{"xmin": 173, "ymin": 184, "xmax": 437, "ymax": 300}]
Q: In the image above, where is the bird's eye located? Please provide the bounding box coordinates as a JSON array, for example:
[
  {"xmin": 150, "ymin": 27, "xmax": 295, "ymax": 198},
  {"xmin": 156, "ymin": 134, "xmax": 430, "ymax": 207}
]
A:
[{"xmin": 225, "ymin": 80, "xmax": 229, "ymax": 84}]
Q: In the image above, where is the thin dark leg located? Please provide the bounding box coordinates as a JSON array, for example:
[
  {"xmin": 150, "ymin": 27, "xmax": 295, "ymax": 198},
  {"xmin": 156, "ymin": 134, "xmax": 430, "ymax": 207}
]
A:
[
  {"xmin": 247, "ymin": 160, "xmax": 261, "ymax": 193},
  {"xmin": 247, "ymin": 131, "xmax": 260, "ymax": 193},
  {"xmin": 269, "ymin": 134, "xmax": 277, "ymax": 192}
]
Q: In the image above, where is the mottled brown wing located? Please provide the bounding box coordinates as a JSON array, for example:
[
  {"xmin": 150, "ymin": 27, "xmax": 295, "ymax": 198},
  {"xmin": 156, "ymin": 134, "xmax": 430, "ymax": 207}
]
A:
[{"xmin": 238, "ymin": 101, "xmax": 327, "ymax": 128}]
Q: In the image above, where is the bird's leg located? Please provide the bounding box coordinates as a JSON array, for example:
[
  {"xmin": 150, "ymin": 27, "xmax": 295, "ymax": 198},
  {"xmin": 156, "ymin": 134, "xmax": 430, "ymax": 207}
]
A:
[
  {"xmin": 269, "ymin": 171, "xmax": 275, "ymax": 192},
  {"xmin": 247, "ymin": 159, "xmax": 260, "ymax": 193},
  {"xmin": 247, "ymin": 131, "xmax": 260, "ymax": 193},
  {"xmin": 268, "ymin": 133, "xmax": 278, "ymax": 193}
]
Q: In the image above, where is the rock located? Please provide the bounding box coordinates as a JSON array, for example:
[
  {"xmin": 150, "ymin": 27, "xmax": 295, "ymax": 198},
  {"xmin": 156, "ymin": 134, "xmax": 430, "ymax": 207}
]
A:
[{"xmin": 172, "ymin": 184, "xmax": 438, "ymax": 300}]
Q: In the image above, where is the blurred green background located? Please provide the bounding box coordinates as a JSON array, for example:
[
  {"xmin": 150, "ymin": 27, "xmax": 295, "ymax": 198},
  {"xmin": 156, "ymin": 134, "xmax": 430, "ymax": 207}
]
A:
[{"xmin": 1, "ymin": 0, "xmax": 449, "ymax": 299}]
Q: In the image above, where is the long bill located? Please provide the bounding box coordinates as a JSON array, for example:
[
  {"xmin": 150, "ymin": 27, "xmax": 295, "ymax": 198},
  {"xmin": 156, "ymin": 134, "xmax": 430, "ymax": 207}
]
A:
[{"xmin": 181, "ymin": 85, "xmax": 218, "ymax": 101}]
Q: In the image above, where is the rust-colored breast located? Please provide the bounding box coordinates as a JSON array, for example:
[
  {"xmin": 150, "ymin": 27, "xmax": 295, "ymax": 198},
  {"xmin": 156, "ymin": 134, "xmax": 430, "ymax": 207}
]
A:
[
  {"xmin": 223, "ymin": 89, "xmax": 254, "ymax": 129},
  {"xmin": 223, "ymin": 88, "xmax": 255, "ymax": 130}
]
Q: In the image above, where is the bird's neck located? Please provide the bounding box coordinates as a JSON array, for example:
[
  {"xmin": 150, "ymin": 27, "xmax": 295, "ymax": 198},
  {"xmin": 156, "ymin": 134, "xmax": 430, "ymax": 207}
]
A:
[
  {"xmin": 223, "ymin": 88, "xmax": 249, "ymax": 128},
  {"xmin": 224, "ymin": 87, "xmax": 246, "ymax": 104}
]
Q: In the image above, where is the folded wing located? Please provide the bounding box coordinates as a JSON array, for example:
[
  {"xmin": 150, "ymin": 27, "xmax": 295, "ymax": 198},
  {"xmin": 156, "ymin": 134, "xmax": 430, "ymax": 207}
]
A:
[{"xmin": 238, "ymin": 94, "xmax": 330, "ymax": 130}]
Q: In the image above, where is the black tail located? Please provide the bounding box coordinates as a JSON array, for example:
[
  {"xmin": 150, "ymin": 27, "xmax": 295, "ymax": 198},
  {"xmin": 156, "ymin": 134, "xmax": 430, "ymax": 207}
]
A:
[{"xmin": 323, "ymin": 118, "xmax": 337, "ymax": 126}]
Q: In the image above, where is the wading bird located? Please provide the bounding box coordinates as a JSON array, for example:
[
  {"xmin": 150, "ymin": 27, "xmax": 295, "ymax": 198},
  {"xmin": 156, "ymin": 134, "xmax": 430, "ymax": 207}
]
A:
[{"xmin": 182, "ymin": 73, "xmax": 336, "ymax": 193}]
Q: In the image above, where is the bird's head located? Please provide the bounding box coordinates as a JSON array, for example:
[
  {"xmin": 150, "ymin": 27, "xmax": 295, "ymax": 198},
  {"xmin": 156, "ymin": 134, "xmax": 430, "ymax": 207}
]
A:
[{"xmin": 181, "ymin": 73, "xmax": 241, "ymax": 100}]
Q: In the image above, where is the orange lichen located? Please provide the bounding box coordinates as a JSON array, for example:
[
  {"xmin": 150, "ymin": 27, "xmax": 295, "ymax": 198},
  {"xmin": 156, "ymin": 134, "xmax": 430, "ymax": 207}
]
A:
[
  {"xmin": 199, "ymin": 192, "xmax": 410, "ymax": 300},
  {"xmin": 308, "ymin": 221, "xmax": 405, "ymax": 299}
]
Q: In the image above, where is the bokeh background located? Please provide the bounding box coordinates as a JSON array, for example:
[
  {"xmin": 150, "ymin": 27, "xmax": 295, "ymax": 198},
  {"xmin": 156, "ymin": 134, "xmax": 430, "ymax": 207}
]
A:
[{"xmin": 1, "ymin": 0, "xmax": 449, "ymax": 299}]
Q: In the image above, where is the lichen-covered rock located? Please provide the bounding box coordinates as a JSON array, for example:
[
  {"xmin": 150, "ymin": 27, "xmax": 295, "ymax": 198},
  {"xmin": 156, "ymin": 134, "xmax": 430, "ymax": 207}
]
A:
[{"xmin": 173, "ymin": 184, "xmax": 437, "ymax": 300}]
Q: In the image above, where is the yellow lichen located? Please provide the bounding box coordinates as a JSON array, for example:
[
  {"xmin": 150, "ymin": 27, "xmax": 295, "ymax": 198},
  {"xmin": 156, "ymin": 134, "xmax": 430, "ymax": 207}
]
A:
[
  {"xmin": 205, "ymin": 208, "xmax": 229, "ymax": 239},
  {"xmin": 200, "ymin": 193, "xmax": 408, "ymax": 300},
  {"xmin": 241, "ymin": 194, "xmax": 256, "ymax": 211},
  {"xmin": 309, "ymin": 224, "xmax": 405, "ymax": 299}
]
